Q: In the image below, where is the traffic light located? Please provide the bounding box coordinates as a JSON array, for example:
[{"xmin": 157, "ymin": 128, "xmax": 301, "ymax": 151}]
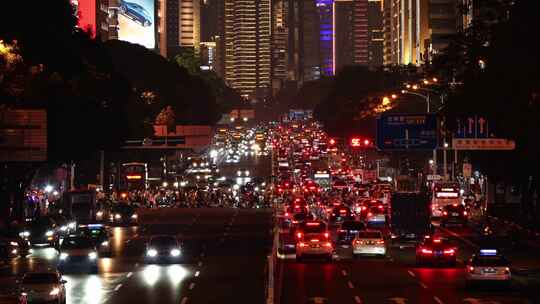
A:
[
  {"xmin": 350, "ymin": 137, "xmax": 372, "ymax": 148},
  {"xmin": 329, "ymin": 138, "xmax": 336, "ymax": 145}
]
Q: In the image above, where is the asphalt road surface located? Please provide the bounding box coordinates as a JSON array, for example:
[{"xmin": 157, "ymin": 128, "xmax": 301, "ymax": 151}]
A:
[{"xmin": 0, "ymin": 208, "xmax": 273, "ymax": 304}]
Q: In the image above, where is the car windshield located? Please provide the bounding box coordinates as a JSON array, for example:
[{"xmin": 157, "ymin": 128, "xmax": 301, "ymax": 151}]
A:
[
  {"xmin": 357, "ymin": 231, "xmax": 382, "ymax": 239},
  {"xmin": 366, "ymin": 221, "xmax": 386, "ymax": 229},
  {"xmin": 81, "ymin": 229, "xmax": 105, "ymax": 239},
  {"xmin": 150, "ymin": 237, "xmax": 177, "ymax": 247},
  {"xmin": 112, "ymin": 205, "xmax": 134, "ymax": 213},
  {"xmin": 22, "ymin": 273, "xmax": 58, "ymax": 284},
  {"xmin": 473, "ymin": 256, "xmax": 509, "ymax": 267},
  {"xmin": 341, "ymin": 221, "xmax": 365, "ymax": 231},
  {"xmin": 61, "ymin": 238, "xmax": 94, "ymax": 249}
]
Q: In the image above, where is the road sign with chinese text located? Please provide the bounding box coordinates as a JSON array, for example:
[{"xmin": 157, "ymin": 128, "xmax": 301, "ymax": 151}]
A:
[{"xmin": 376, "ymin": 113, "xmax": 438, "ymax": 151}]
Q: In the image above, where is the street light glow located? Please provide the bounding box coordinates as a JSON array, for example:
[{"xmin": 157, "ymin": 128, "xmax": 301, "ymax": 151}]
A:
[
  {"xmin": 44, "ymin": 185, "xmax": 53, "ymax": 193},
  {"xmin": 391, "ymin": 94, "xmax": 398, "ymax": 99},
  {"xmin": 412, "ymin": 85, "xmax": 418, "ymax": 90}
]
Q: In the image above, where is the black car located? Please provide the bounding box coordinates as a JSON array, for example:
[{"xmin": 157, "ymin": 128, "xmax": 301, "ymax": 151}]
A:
[
  {"xmin": 416, "ymin": 237, "xmax": 457, "ymax": 266},
  {"xmin": 337, "ymin": 220, "xmax": 366, "ymax": 246},
  {"xmin": 109, "ymin": 204, "xmax": 138, "ymax": 226},
  {"xmin": 24, "ymin": 217, "xmax": 59, "ymax": 247},
  {"xmin": 441, "ymin": 204, "xmax": 468, "ymax": 227},
  {"xmin": 329, "ymin": 205, "xmax": 353, "ymax": 223},
  {"xmin": 50, "ymin": 214, "xmax": 76, "ymax": 236},
  {"xmin": 0, "ymin": 230, "xmax": 31, "ymax": 259},
  {"xmin": 145, "ymin": 235, "xmax": 183, "ymax": 263},
  {"xmin": 78, "ymin": 224, "xmax": 112, "ymax": 256}
]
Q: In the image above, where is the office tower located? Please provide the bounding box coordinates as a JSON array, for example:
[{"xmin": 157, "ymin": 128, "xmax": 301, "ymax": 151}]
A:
[
  {"xmin": 367, "ymin": 0, "xmax": 383, "ymax": 67},
  {"xmin": 334, "ymin": 0, "xmax": 369, "ymax": 72},
  {"xmin": 224, "ymin": 0, "xmax": 272, "ymax": 99},
  {"xmin": 271, "ymin": 0, "xmax": 289, "ymax": 94},
  {"xmin": 315, "ymin": 0, "xmax": 334, "ymax": 76},
  {"xmin": 155, "ymin": 0, "xmax": 201, "ymax": 58},
  {"xmin": 382, "ymin": 0, "xmax": 394, "ymax": 65}
]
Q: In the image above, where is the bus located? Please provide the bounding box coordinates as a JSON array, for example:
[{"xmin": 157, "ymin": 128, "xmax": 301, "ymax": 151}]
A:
[
  {"xmin": 119, "ymin": 162, "xmax": 148, "ymax": 192},
  {"xmin": 431, "ymin": 182, "xmax": 461, "ymax": 217}
]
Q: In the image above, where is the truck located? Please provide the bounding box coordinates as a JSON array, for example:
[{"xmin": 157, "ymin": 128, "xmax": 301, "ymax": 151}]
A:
[
  {"xmin": 390, "ymin": 192, "xmax": 432, "ymax": 247},
  {"xmin": 61, "ymin": 190, "xmax": 97, "ymax": 224}
]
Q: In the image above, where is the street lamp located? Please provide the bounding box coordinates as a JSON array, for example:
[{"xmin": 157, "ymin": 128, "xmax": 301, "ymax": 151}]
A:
[{"xmin": 162, "ymin": 182, "xmax": 168, "ymax": 188}]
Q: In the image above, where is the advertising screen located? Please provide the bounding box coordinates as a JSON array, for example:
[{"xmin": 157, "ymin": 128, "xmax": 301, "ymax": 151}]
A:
[
  {"xmin": 72, "ymin": 0, "xmax": 96, "ymax": 37},
  {"xmin": 118, "ymin": 0, "xmax": 155, "ymax": 48}
]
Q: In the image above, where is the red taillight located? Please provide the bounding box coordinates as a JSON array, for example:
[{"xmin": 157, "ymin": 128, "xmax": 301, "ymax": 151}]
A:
[
  {"xmin": 443, "ymin": 211, "xmax": 448, "ymax": 216},
  {"xmin": 297, "ymin": 232, "xmax": 302, "ymax": 238},
  {"xmin": 378, "ymin": 205, "xmax": 383, "ymax": 209},
  {"xmin": 338, "ymin": 229, "xmax": 346, "ymax": 233},
  {"xmin": 421, "ymin": 248, "xmax": 433, "ymax": 254},
  {"xmin": 463, "ymin": 211, "xmax": 468, "ymax": 216},
  {"xmin": 377, "ymin": 240, "xmax": 385, "ymax": 245},
  {"xmin": 443, "ymin": 249, "xmax": 455, "ymax": 255},
  {"xmin": 292, "ymin": 220, "xmax": 298, "ymax": 224},
  {"xmin": 468, "ymin": 266, "xmax": 475, "ymax": 273},
  {"xmin": 362, "ymin": 206, "xmax": 367, "ymax": 211},
  {"xmin": 298, "ymin": 242, "xmax": 306, "ymax": 247},
  {"xmin": 324, "ymin": 242, "xmax": 332, "ymax": 248},
  {"xmin": 324, "ymin": 232, "xmax": 329, "ymax": 238},
  {"xmin": 285, "ymin": 212, "xmax": 289, "ymax": 217},
  {"xmin": 354, "ymin": 240, "xmax": 361, "ymax": 245},
  {"xmin": 367, "ymin": 212, "xmax": 373, "ymax": 217}
]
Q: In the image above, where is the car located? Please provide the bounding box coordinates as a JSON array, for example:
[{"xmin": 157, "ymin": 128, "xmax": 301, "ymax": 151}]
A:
[
  {"xmin": 236, "ymin": 169, "xmax": 250, "ymax": 177},
  {"xmin": 119, "ymin": 0, "xmax": 152, "ymax": 27},
  {"xmin": 352, "ymin": 230, "xmax": 387, "ymax": 257},
  {"xmin": 49, "ymin": 214, "xmax": 76, "ymax": 236},
  {"xmin": 0, "ymin": 293, "xmax": 27, "ymax": 304},
  {"xmin": 78, "ymin": 224, "xmax": 112, "ymax": 256},
  {"xmin": 329, "ymin": 205, "xmax": 352, "ymax": 223},
  {"xmin": 25, "ymin": 217, "xmax": 59, "ymax": 247},
  {"xmin": 58, "ymin": 235, "xmax": 99, "ymax": 273},
  {"xmin": 0, "ymin": 232, "xmax": 31, "ymax": 259},
  {"xmin": 109, "ymin": 204, "xmax": 138, "ymax": 226},
  {"xmin": 295, "ymin": 221, "xmax": 332, "ymax": 262},
  {"xmin": 145, "ymin": 235, "xmax": 183, "ymax": 263},
  {"xmin": 416, "ymin": 237, "xmax": 457, "ymax": 265},
  {"xmin": 337, "ymin": 220, "xmax": 366, "ymax": 247},
  {"xmin": 440, "ymin": 204, "xmax": 468, "ymax": 227},
  {"xmin": 18, "ymin": 271, "xmax": 66, "ymax": 304},
  {"xmin": 465, "ymin": 249, "xmax": 511, "ymax": 287}
]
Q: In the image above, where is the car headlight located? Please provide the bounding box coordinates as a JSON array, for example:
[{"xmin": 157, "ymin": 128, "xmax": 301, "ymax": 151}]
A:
[
  {"xmin": 45, "ymin": 230, "xmax": 54, "ymax": 237},
  {"xmin": 96, "ymin": 211, "xmax": 104, "ymax": 217},
  {"xmin": 147, "ymin": 249, "xmax": 157, "ymax": 257},
  {"xmin": 49, "ymin": 287, "xmax": 60, "ymax": 296},
  {"xmin": 10, "ymin": 241, "xmax": 19, "ymax": 246},
  {"xmin": 101, "ymin": 241, "xmax": 109, "ymax": 247},
  {"xmin": 114, "ymin": 214, "xmax": 121, "ymax": 219},
  {"xmin": 19, "ymin": 231, "xmax": 30, "ymax": 238},
  {"xmin": 59, "ymin": 253, "xmax": 68, "ymax": 260},
  {"xmin": 131, "ymin": 214, "xmax": 138, "ymax": 219},
  {"xmin": 245, "ymin": 170, "xmax": 250, "ymax": 176},
  {"xmin": 237, "ymin": 170, "xmax": 242, "ymax": 176},
  {"xmin": 170, "ymin": 249, "xmax": 181, "ymax": 257},
  {"xmin": 60, "ymin": 226, "xmax": 68, "ymax": 232},
  {"xmin": 88, "ymin": 252, "xmax": 97, "ymax": 260},
  {"xmin": 68, "ymin": 222, "xmax": 76, "ymax": 229}
]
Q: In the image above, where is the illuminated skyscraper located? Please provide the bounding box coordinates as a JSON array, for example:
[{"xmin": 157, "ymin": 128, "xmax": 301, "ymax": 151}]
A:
[
  {"xmin": 224, "ymin": 0, "xmax": 272, "ymax": 99},
  {"xmin": 316, "ymin": 0, "xmax": 334, "ymax": 76}
]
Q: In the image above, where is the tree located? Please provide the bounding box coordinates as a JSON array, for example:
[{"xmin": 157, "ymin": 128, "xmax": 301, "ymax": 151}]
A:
[
  {"xmin": 174, "ymin": 47, "xmax": 202, "ymax": 75},
  {"xmin": 155, "ymin": 106, "xmax": 176, "ymax": 128}
]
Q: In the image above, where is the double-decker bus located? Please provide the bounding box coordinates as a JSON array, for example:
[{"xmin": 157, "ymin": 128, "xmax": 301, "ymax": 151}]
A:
[
  {"xmin": 119, "ymin": 162, "xmax": 148, "ymax": 192},
  {"xmin": 431, "ymin": 182, "xmax": 461, "ymax": 217}
]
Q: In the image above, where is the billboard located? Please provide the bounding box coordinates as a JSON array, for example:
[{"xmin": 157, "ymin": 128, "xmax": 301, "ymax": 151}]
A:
[
  {"xmin": 118, "ymin": 0, "xmax": 155, "ymax": 48},
  {"xmin": 72, "ymin": 0, "xmax": 96, "ymax": 37}
]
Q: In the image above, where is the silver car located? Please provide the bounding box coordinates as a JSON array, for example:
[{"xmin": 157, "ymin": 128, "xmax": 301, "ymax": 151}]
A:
[
  {"xmin": 352, "ymin": 230, "xmax": 387, "ymax": 257},
  {"xmin": 19, "ymin": 271, "xmax": 66, "ymax": 304}
]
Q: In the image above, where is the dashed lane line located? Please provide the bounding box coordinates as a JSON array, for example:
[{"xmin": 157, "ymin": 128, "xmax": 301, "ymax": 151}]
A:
[
  {"xmin": 433, "ymin": 296, "xmax": 444, "ymax": 304},
  {"xmin": 341, "ymin": 270, "xmax": 348, "ymax": 276},
  {"xmin": 189, "ymin": 282, "xmax": 196, "ymax": 290},
  {"xmin": 126, "ymin": 272, "xmax": 133, "ymax": 278},
  {"xmin": 438, "ymin": 226, "xmax": 480, "ymax": 249},
  {"xmin": 114, "ymin": 284, "xmax": 122, "ymax": 291},
  {"xmin": 180, "ymin": 297, "xmax": 188, "ymax": 304},
  {"xmin": 194, "ymin": 271, "xmax": 200, "ymax": 277},
  {"xmin": 354, "ymin": 296, "xmax": 362, "ymax": 304},
  {"xmin": 347, "ymin": 281, "xmax": 354, "ymax": 289},
  {"xmin": 407, "ymin": 270, "xmax": 416, "ymax": 278},
  {"xmin": 419, "ymin": 282, "xmax": 428, "ymax": 289}
]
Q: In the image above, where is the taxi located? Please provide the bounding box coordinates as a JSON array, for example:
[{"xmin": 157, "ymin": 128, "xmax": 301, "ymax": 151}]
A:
[
  {"xmin": 465, "ymin": 249, "xmax": 511, "ymax": 287},
  {"xmin": 295, "ymin": 221, "xmax": 332, "ymax": 262}
]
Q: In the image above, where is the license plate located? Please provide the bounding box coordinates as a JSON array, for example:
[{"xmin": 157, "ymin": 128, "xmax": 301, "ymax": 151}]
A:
[
  {"xmin": 435, "ymin": 251, "xmax": 442, "ymax": 257},
  {"xmin": 310, "ymin": 244, "xmax": 320, "ymax": 248},
  {"xmin": 483, "ymin": 268, "xmax": 496, "ymax": 273},
  {"xmin": 452, "ymin": 212, "xmax": 459, "ymax": 216}
]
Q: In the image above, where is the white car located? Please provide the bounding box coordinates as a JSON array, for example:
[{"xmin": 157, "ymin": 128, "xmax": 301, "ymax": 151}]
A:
[
  {"xmin": 19, "ymin": 271, "xmax": 66, "ymax": 304},
  {"xmin": 466, "ymin": 249, "xmax": 511, "ymax": 287},
  {"xmin": 58, "ymin": 235, "xmax": 99, "ymax": 273},
  {"xmin": 352, "ymin": 230, "xmax": 387, "ymax": 257},
  {"xmin": 295, "ymin": 221, "xmax": 333, "ymax": 262}
]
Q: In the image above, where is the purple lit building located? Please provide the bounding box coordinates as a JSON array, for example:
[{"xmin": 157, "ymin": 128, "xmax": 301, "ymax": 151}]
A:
[{"xmin": 316, "ymin": 0, "xmax": 334, "ymax": 76}]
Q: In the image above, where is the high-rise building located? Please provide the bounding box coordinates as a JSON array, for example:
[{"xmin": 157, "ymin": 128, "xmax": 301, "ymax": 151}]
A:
[
  {"xmin": 224, "ymin": 0, "xmax": 272, "ymax": 99},
  {"xmin": 316, "ymin": 0, "xmax": 334, "ymax": 76},
  {"xmin": 334, "ymin": 0, "xmax": 369, "ymax": 72},
  {"xmin": 156, "ymin": 0, "xmax": 201, "ymax": 58},
  {"xmin": 271, "ymin": 0, "xmax": 289, "ymax": 94},
  {"xmin": 367, "ymin": 0, "xmax": 383, "ymax": 67},
  {"xmin": 382, "ymin": 0, "xmax": 394, "ymax": 65}
]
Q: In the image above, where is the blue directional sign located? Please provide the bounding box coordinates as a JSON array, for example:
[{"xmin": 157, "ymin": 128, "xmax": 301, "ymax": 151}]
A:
[
  {"xmin": 376, "ymin": 113, "xmax": 438, "ymax": 150},
  {"xmin": 456, "ymin": 116, "xmax": 491, "ymax": 139}
]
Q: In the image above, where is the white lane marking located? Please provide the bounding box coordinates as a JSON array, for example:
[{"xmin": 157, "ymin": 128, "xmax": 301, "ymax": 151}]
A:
[
  {"xmin": 354, "ymin": 296, "xmax": 362, "ymax": 304},
  {"xmin": 433, "ymin": 296, "xmax": 444, "ymax": 304},
  {"xmin": 194, "ymin": 271, "xmax": 200, "ymax": 277},
  {"xmin": 198, "ymin": 261, "xmax": 203, "ymax": 267},
  {"xmin": 126, "ymin": 272, "xmax": 133, "ymax": 278},
  {"xmin": 347, "ymin": 281, "xmax": 354, "ymax": 289},
  {"xmin": 189, "ymin": 282, "xmax": 196, "ymax": 290},
  {"xmin": 407, "ymin": 270, "xmax": 416, "ymax": 278},
  {"xmin": 419, "ymin": 282, "xmax": 428, "ymax": 289},
  {"xmin": 114, "ymin": 284, "xmax": 122, "ymax": 291},
  {"xmin": 438, "ymin": 226, "xmax": 479, "ymax": 249},
  {"xmin": 180, "ymin": 297, "xmax": 188, "ymax": 304},
  {"xmin": 341, "ymin": 270, "xmax": 348, "ymax": 276}
]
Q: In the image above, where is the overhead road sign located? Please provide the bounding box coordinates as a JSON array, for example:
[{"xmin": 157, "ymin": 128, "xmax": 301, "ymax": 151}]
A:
[
  {"xmin": 376, "ymin": 113, "xmax": 438, "ymax": 151},
  {"xmin": 452, "ymin": 138, "xmax": 515, "ymax": 150}
]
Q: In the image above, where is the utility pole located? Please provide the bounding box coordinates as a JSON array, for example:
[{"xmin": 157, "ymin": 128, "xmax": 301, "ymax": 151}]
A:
[{"xmin": 99, "ymin": 150, "xmax": 105, "ymax": 191}]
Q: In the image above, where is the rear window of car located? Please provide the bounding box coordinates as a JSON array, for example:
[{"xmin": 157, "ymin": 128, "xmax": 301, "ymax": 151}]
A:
[
  {"xmin": 150, "ymin": 237, "xmax": 177, "ymax": 247},
  {"xmin": 472, "ymin": 256, "xmax": 509, "ymax": 267},
  {"xmin": 22, "ymin": 273, "xmax": 58, "ymax": 284},
  {"xmin": 341, "ymin": 221, "xmax": 365, "ymax": 230},
  {"xmin": 61, "ymin": 238, "xmax": 94, "ymax": 249},
  {"xmin": 301, "ymin": 223, "xmax": 326, "ymax": 233},
  {"xmin": 357, "ymin": 231, "xmax": 382, "ymax": 239}
]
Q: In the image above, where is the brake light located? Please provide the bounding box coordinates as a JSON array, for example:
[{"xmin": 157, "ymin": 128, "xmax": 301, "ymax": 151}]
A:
[
  {"xmin": 377, "ymin": 240, "xmax": 385, "ymax": 245},
  {"xmin": 378, "ymin": 205, "xmax": 383, "ymax": 209},
  {"xmin": 338, "ymin": 229, "xmax": 346, "ymax": 233},
  {"xmin": 443, "ymin": 249, "xmax": 455, "ymax": 255},
  {"xmin": 324, "ymin": 232, "xmax": 329, "ymax": 238},
  {"xmin": 443, "ymin": 211, "xmax": 448, "ymax": 216},
  {"xmin": 311, "ymin": 239, "xmax": 319, "ymax": 242},
  {"xmin": 298, "ymin": 242, "xmax": 306, "ymax": 247},
  {"xmin": 297, "ymin": 232, "xmax": 303, "ymax": 238},
  {"xmin": 463, "ymin": 211, "xmax": 468, "ymax": 216},
  {"xmin": 433, "ymin": 239, "xmax": 442, "ymax": 243},
  {"xmin": 306, "ymin": 222, "xmax": 320, "ymax": 226},
  {"xmin": 367, "ymin": 212, "xmax": 373, "ymax": 217},
  {"xmin": 362, "ymin": 206, "xmax": 367, "ymax": 211},
  {"xmin": 292, "ymin": 220, "xmax": 298, "ymax": 224},
  {"xmin": 421, "ymin": 248, "xmax": 433, "ymax": 254},
  {"xmin": 468, "ymin": 266, "xmax": 475, "ymax": 273},
  {"xmin": 504, "ymin": 267, "xmax": 510, "ymax": 274},
  {"xmin": 354, "ymin": 240, "xmax": 362, "ymax": 245},
  {"xmin": 324, "ymin": 242, "xmax": 332, "ymax": 248},
  {"xmin": 285, "ymin": 212, "xmax": 289, "ymax": 217}
]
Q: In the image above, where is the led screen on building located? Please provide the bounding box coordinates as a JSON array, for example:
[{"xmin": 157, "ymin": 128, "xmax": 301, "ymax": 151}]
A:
[
  {"xmin": 118, "ymin": 0, "xmax": 155, "ymax": 48},
  {"xmin": 72, "ymin": 0, "xmax": 96, "ymax": 37}
]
